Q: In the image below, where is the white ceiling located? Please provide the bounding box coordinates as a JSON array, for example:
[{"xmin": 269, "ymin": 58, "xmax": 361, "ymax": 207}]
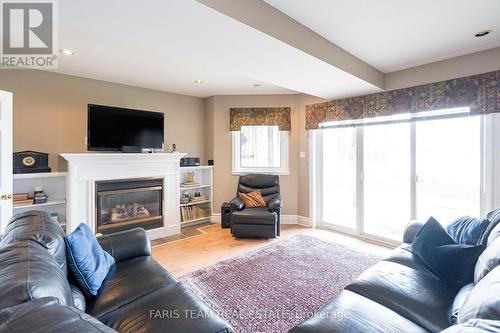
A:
[
  {"xmin": 55, "ymin": 0, "xmax": 379, "ymax": 99},
  {"xmin": 54, "ymin": 0, "xmax": 499, "ymax": 99},
  {"xmin": 264, "ymin": 0, "xmax": 500, "ymax": 72}
]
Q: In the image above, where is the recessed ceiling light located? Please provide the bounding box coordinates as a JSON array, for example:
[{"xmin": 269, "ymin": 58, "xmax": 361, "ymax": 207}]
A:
[
  {"xmin": 474, "ymin": 30, "xmax": 492, "ymax": 37},
  {"xmin": 250, "ymin": 83, "xmax": 262, "ymax": 88},
  {"xmin": 60, "ymin": 49, "xmax": 74, "ymax": 55},
  {"xmin": 193, "ymin": 80, "xmax": 203, "ymax": 84}
]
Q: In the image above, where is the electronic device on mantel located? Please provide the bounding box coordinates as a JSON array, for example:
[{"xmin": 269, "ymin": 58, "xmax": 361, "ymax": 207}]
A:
[
  {"xmin": 13, "ymin": 151, "xmax": 51, "ymax": 174},
  {"xmin": 180, "ymin": 157, "xmax": 200, "ymax": 167}
]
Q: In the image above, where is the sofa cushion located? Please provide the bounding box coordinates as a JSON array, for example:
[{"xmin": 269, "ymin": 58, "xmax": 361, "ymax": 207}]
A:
[
  {"xmin": 0, "ymin": 297, "xmax": 118, "ymax": 333},
  {"xmin": 450, "ymin": 283, "xmax": 475, "ymax": 325},
  {"xmin": 0, "ymin": 241, "xmax": 73, "ymax": 310},
  {"xmin": 345, "ymin": 261, "xmax": 454, "ymax": 332},
  {"xmin": 97, "ymin": 228, "xmax": 151, "ymax": 264},
  {"xmin": 289, "ymin": 290, "xmax": 429, "ymax": 333},
  {"xmin": 70, "ymin": 285, "xmax": 86, "ymax": 312},
  {"xmin": 382, "ymin": 243, "xmax": 436, "ymax": 275},
  {"xmin": 458, "ymin": 265, "xmax": 500, "ymax": 324},
  {"xmin": 231, "ymin": 207, "xmax": 277, "ymax": 225},
  {"xmin": 0, "ymin": 210, "xmax": 67, "ymax": 274},
  {"xmin": 412, "ymin": 217, "xmax": 485, "ymax": 290},
  {"xmin": 440, "ymin": 319, "xmax": 500, "ymax": 333},
  {"xmin": 88, "ymin": 256, "xmax": 177, "ymax": 318},
  {"xmin": 474, "ymin": 236, "xmax": 500, "ymax": 283},
  {"xmin": 446, "ymin": 216, "xmax": 490, "ymax": 245},
  {"xmin": 65, "ymin": 223, "xmax": 115, "ymax": 296},
  {"xmin": 98, "ymin": 282, "xmax": 233, "ymax": 333}
]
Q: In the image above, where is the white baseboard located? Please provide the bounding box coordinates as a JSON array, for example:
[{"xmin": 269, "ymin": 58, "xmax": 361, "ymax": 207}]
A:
[
  {"xmin": 210, "ymin": 213, "xmax": 311, "ymax": 227},
  {"xmin": 211, "ymin": 213, "xmax": 221, "ymax": 223},
  {"xmin": 297, "ymin": 215, "xmax": 312, "ymax": 227}
]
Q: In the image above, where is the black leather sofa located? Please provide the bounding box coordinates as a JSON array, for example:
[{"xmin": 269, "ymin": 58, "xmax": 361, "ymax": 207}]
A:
[
  {"xmin": 229, "ymin": 174, "xmax": 283, "ymax": 238},
  {"xmin": 289, "ymin": 211, "xmax": 500, "ymax": 333},
  {"xmin": 0, "ymin": 211, "xmax": 233, "ymax": 333}
]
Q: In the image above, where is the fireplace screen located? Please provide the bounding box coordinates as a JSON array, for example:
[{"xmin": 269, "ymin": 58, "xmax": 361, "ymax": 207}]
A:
[{"xmin": 96, "ymin": 178, "xmax": 163, "ymax": 234}]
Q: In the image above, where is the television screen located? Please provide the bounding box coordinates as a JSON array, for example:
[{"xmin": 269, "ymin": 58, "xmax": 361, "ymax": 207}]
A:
[{"xmin": 87, "ymin": 104, "xmax": 164, "ymax": 151}]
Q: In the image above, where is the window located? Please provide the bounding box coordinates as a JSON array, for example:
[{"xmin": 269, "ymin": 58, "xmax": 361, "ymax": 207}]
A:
[
  {"xmin": 315, "ymin": 108, "xmax": 487, "ymax": 244},
  {"xmin": 232, "ymin": 125, "xmax": 289, "ymax": 175}
]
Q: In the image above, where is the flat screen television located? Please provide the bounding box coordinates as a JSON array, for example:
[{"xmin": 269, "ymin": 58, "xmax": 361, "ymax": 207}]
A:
[{"xmin": 87, "ymin": 104, "xmax": 164, "ymax": 151}]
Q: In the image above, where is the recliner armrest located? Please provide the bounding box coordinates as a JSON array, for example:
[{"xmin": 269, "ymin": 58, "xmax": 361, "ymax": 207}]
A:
[
  {"xmin": 230, "ymin": 196, "xmax": 245, "ymax": 210},
  {"xmin": 403, "ymin": 221, "xmax": 425, "ymax": 243},
  {"xmin": 267, "ymin": 197, "xmax": 283, "ymax": 212},
  {"xmin": 97, "ymin": 227, "xmax": 151, "ymax": 263}
]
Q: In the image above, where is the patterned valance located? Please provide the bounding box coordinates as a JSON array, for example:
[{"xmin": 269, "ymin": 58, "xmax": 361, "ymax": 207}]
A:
[
  {"xmin": 306, "ymin": 70, "xmax": 499, "ymax": 130},
  {"xmin": 230, "ymin": 107, "xmax": 291, "ymax": 131}
]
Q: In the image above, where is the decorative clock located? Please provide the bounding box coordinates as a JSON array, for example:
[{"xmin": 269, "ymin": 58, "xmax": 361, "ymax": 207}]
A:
[{"xmin": 13, "ymin": 151, "xmax": 51, "ymax": 174}]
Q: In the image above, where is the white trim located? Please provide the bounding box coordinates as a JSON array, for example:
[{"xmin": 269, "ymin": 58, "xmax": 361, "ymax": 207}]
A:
[
  {"xmin": 492, "ymin": 114, "xmax": 500, "ymax": 208},
  {"xmin": 309, "ymin": 131, "xmax": 317, "ymax": 228},
  {"xmin": 280, "ymin": 215, "xmax": 297, "ymax": 224},
  {"xmin": 232, "ymin": 129, "xmax": 289, "ymax": 175}
]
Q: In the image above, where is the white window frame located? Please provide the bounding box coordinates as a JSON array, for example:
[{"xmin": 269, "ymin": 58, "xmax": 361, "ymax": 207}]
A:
[{"xmin": 231, "ymin": 129, "xmax": 289, "ymax": 175}]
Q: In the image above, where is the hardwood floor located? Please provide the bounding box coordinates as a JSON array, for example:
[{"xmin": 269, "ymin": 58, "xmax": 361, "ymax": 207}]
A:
[{"xmin": 152, "ymin": 224, "xmax": 393, "ymax": 277}]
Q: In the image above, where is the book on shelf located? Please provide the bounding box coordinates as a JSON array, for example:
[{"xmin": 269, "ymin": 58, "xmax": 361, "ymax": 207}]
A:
[
  {"xmin": 13, "ymin": 199, "xmax": 34, "ymax": 207},
  {"xmin": 180, "ymin": 205, "xmax": 211, "ymax": 222},
  {"xmin": 180, "ymin": 182, "xmax": 200, "ymax": 187},
  {"xmin": 190, "ymin": 195, "xmax": 207, "ymax": 202},
  {"xmin": 13, "ymin": 193, "xmax": 29, "ymax": 201}
]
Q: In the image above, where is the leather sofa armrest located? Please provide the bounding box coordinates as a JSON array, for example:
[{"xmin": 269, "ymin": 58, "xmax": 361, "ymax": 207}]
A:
[
  {"xmin": 230, "ymin": 196, "xmax": 245, "ymax": 210},
  {"xmin": 97, "ymin": 227, "xmax": 151, "ymax": 263},
  {"xmin": 267, "ymin": 197, "xmax": 283, "ymax": 212},
  {"xmin": 403, "ymin": 221, "xmax": 425, "ymax": 243}
]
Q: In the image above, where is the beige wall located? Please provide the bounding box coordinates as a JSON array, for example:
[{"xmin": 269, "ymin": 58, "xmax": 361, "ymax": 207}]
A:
[
  {"xmin": 207, "ymin": 95, "xmax": 298, "ymax": 215},
  {"xmin": 385, "ymin": 47, "xmax": 500, "ymax": 90},
  {"xmin": 207, "ymin": 93, "xmax": 325, "ymax": 217},
  {"xmin": 0, "ymin": 70, "xmax": 206, "ymax": 171}
]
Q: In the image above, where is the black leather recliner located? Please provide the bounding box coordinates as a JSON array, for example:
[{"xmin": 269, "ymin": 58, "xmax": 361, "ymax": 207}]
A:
[{"xmin": 229, "ymin": 174, "xmax": 283, "ymax": 238}]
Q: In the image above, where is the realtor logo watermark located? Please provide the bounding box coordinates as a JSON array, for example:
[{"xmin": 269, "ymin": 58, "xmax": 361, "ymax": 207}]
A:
[{"xmin": 1, "ymin": 0, "xmax": 58, "ymax": 68}]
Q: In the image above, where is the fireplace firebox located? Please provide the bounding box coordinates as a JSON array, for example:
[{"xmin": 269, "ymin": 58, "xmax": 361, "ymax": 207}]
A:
[{"xmin": 95, "ymin": 178, "xmax": 163, "ymax": 234}]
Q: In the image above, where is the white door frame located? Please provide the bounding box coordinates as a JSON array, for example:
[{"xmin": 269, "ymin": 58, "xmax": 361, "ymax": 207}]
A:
[{"xmin": 0, "ymin": 90, "xmax": 13, "ymax": 234}]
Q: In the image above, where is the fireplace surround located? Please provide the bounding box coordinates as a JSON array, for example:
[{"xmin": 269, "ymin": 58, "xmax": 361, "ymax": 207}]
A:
[{"xmin": 61, "ymin": 153, "xmax": 185, "ymax": 239}]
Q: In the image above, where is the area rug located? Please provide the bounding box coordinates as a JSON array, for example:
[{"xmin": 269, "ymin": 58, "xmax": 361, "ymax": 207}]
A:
[{"xmin": 180, "ymin": 234, "xmax": 381, "ymax": 333}]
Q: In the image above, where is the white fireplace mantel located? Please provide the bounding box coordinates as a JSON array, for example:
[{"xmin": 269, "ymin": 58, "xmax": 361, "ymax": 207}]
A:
[{"xmin": 61, "ymin": 152, "xmax": 186, "ymax": 239}]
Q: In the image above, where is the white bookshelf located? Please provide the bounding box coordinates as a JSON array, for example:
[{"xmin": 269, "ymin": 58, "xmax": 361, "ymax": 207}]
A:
[
  {"xmin": 179, "ymin": 166, "xmax": 213, "ymax": 226},
  {"xmin": 13, "ymin": 172, "xmax": 67, "ymax": 229}
]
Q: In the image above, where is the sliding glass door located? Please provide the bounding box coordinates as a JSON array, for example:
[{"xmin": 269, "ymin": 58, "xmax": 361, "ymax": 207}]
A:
[
  {"xmin": 320, "ymin": 127, "xmax": 357, "ymax": 230},
  {"xmin": 363, "ymin": 123, "xmax": 411, "ymax": 240},
  {"xmin": 316, "ymin": 112, "xmax": 484, "ymax": 244},
  {"xmin": 416, "ymin": 116, "xmax": 481, "ymax": 223}
]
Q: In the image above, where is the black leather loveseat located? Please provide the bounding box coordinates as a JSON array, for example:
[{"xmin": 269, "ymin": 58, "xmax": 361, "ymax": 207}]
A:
[
  {"xmin": 289, "ymin": 209, "xmax": 500, "ymax": 333},
  {"xmin": 0, "ymin": 211, "xmax": 233, "ymax": 333}
]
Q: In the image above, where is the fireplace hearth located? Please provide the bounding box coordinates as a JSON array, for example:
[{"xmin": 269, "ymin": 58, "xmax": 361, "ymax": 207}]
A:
[{"xmin": 96, "ymin": 178, "xmax": 163, "ymax": 234}]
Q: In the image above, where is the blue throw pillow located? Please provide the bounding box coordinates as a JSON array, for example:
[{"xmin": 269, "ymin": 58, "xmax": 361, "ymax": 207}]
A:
[
  {"xmin": 65, "ymin": 223, "xmax": 115, "ymax": 296},
  {"xmin": 446, "ymin": 216, "xmax": 490, "ymax": 245},
  {"xmin": 412, "ymin": 217, "xmax": 485, "ymax": 291}
]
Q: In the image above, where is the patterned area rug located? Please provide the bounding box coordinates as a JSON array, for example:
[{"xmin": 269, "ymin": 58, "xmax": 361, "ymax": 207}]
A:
[{"xmin": 180, "ymin": 234, "xmax": 380, "ymax": 333}]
